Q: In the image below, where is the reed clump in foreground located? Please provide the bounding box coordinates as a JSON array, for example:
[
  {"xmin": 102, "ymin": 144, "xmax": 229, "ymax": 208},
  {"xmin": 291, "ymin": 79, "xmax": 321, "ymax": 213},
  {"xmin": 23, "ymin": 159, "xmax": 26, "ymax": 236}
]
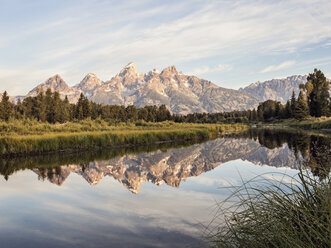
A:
[
  {"xmin": 208, "ymin": 170, "xmax": 330, "ymax": 248},
  {"xmin": 0, "ymin": 119, "xmax": 247, "ymax": 156}
]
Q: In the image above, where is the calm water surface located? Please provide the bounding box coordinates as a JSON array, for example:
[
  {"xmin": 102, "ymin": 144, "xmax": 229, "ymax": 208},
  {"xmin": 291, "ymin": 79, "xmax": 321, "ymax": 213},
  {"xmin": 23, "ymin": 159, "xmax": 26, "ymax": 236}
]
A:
[{"xmin": 0, "ymin": 129, "xmax": 330, "ymax": 248}]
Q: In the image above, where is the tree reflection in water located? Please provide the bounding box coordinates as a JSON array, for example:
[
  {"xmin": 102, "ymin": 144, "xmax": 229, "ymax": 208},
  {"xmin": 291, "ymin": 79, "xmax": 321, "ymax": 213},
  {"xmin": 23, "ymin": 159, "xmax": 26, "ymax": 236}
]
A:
[{"xmin": 0, "ymin": 129, "xmax": 329, "ymax": 190}]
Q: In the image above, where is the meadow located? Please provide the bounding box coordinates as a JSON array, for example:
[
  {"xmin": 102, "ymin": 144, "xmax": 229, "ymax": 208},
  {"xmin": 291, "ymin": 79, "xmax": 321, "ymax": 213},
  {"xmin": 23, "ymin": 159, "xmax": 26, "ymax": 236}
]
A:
[
  {"xmin": 0, "ymin": 119, "xmax": 247, "ymax": 156},
  {"xmin": 262, "ymin": 116, "xmax": 331, "ymax": 130}
]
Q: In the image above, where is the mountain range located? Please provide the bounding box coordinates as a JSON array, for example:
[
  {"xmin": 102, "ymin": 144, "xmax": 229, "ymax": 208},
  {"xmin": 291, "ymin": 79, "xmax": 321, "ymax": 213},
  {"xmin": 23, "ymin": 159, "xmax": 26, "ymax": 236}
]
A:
[{"xmin": 5, "ymin": 62, "xmax": 310, "ymax": 114}]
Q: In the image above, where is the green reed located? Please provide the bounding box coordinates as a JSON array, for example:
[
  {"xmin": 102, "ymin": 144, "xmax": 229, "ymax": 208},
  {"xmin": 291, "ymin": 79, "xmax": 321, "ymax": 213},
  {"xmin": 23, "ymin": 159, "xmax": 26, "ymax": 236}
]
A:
[
  {"xmin": 0, "ymin": 119, "xmax": 247, "ymax": 156},
  {"xmin": 207, "ymin": 170, "xmax": 330, "ymax": 248}
]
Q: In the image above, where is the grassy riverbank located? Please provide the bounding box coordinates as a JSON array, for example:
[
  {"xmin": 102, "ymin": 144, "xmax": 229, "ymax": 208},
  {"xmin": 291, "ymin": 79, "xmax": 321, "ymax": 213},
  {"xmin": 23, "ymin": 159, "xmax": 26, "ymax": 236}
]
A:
[
  {"xmin": 260, "ymin": 117, "xmax": 331, "ymax": 130},
  {"xmin": 0, "ymin": 119, "xmax": 247, "ymax": 156}
]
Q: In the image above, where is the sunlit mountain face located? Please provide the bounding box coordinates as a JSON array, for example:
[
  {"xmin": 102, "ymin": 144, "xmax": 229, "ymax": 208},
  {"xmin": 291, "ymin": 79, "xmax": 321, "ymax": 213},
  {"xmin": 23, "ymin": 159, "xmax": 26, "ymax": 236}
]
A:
[{"xmin": 1, "ymin": 129, "xmax": 329, "ymax": 194}]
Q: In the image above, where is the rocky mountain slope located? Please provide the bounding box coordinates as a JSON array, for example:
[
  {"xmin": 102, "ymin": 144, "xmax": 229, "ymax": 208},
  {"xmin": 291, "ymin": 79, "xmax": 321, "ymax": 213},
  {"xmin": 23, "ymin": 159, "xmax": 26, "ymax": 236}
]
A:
[
  {"xmin": 239, "ymin": 75, "xmax": 307, "ymax": 103},
  {"xmin": 25, "ymin": 62, "xmax": 258, "ymax": 114}
]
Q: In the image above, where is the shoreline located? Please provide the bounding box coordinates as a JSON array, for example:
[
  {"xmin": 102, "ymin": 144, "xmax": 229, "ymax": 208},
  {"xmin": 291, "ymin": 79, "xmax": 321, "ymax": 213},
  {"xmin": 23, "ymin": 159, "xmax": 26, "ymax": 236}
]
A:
[{"xmin": 0, "ymin": 123, "xmax": 247, "ymax": 157}]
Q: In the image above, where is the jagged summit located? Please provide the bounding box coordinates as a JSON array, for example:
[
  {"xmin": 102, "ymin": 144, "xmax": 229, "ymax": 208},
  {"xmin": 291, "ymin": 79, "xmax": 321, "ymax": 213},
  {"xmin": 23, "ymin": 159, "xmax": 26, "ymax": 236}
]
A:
[
  {"xmin": 45, "ymin": 74, "xmax": 67, "ymax": 86},
  {"xmin": 240, "ymin": 75, "xmax": 308, "ymax": 103},
  {"xmin": 76, "ymin": 73, "xmax": 102, "ymax": 93},
  {"xmin": 119, "ymin": 62, "xmax": 138, "ymax": 76},
  {"xmin": 85, "ymin": 72, "xmax": 98, "ymax": 78},
  {"xmin": 161, "ymin": 65, "xmax": 178, "ymax": 76},
  {"xmin": 27, "ymin": 74, "xmax": 70, "ymax": 97},
  {"xmin": 117, "ymin": 62, "xmax": 144, "ymax": 86}
]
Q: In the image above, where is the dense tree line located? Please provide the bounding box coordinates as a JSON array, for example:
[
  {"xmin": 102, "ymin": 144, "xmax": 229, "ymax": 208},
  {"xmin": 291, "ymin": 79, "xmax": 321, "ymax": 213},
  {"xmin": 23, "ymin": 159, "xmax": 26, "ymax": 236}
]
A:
[
  {"xmin": 0, "ymin": 88, "xmax": 172, "ymax": 124},
  {"xmin": 0, "ymin": 69, "xmax": 330, "ymax": 124}
]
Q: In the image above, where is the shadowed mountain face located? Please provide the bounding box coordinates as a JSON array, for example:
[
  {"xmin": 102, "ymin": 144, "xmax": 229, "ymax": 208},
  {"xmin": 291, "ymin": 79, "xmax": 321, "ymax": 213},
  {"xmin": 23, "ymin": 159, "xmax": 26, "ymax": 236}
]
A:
[
  {"xmin": 2, "ymin": 129, "xmax": 329, "ymax": 193},
  {"xmin": 22, "ymin": 62, "xmax": 259, "ymax": 114}
]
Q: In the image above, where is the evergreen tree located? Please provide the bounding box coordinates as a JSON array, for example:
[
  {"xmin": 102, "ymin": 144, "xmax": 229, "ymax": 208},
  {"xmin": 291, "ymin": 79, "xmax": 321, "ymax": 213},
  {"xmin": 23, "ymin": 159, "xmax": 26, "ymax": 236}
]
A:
[
  {"xmin": 76, "ymin": 93, "xmax": 89, "ymax": 120},
  {"xmin": 53, "ymin": 91, "xmax": 62, "ymax": 123},
  {"xmin": 0, "ymin": 91, "xmax": 12, "ymax": 121},
  {"xmin": 126, "ymin": 105, "xmax": 138, "ymax": 122},
  {"xmin": 35, "ymin": 90, "xmax": 46, "ymax": 121},
  {"xmin": 146, "ymin": 105, "xmax": 158, "ymax": 122},
  {"xmin": 138, "ymin": 108, "xmax": 148, "ymax": 121},
  {"xmin": 252, "ymin": 109, "xmax": 257, "ymax": 121},
  {"xmin": 275, "ymin": 102, "xmax": 281, "ymax": 118},
  {"xmin": 55, "ymin": 95, "xmax": 71, "ymax": 123},
  {"xmin": 294, "ymin": 91, "xmax": 309, "ymax": 120},
  {"xmin": 82, "ymin": 96, "xmax": 90, "ymax": 119},
  {"xmin": 306, "ymin": 69, "xmax": 330, "ymax": 117},
  {"xmin": 156, "ymin": 105, "xmax": 171, "ymax": 122},
  {"xmin": 90, "ymin": 102, "xmax": 101, "ymax": 120},
  {"xmin": 257, "ymin": 106, "xmax": 264, "ymax": 121},
  {"xmin": 14, "ymin": 99, "xmax": 24, "ymax": 119},
  {"xmin": 45, "ymin": 88, "xmax": 55, "ymax": 123},
  {"xmin": 290, "ymin": 91, "xmax": 297, "ymax": 117},
  {"xmin": 284, "ymin": 100, "xmax": 292, "ymax": 118}
]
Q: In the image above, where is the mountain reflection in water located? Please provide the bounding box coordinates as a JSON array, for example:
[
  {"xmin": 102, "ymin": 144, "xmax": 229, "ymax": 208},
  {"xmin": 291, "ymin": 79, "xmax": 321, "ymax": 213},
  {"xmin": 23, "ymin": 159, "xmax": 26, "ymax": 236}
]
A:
[{"xmin": 1, "ymin": 129, "xmax": 330, "ymax": 194}]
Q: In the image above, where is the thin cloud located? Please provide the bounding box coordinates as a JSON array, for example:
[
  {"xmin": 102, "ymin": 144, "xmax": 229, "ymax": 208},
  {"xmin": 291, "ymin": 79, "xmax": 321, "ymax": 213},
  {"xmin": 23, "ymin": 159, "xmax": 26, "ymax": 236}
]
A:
[
  {"xmin": 260, "ymin": 61, "xmax": 296, "ymax": 73},
  {"xmin": 1, "ymin": 0, "xmax": 331, "ymax": 94}
]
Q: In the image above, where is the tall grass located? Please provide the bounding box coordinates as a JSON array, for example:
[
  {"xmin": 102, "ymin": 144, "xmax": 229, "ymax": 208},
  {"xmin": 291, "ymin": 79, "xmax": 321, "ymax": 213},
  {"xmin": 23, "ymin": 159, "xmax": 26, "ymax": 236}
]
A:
[
  {"xmin": 289, "ymin": 117, "xmax": 331, "ymax": 130},
  {"xmin": 0, "ymin": 119, "xmax": 247, "ymax": 136},
  {"xmin": 207, "ymin": 170, "xmax": 330, "ymax": 248},
  {"xmin": 267, "ymin": 117, "xmax": 331, "ymax": 130},
  {"xmin": 0, "ymin": 120, "xmax": 247, "ymax": 156}
]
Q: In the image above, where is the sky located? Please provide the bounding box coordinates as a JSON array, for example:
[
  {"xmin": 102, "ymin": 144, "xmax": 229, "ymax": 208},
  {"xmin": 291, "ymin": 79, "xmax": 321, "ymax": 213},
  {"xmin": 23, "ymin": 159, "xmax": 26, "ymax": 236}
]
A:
[{"xmin": 0, "ymin": 0, "xmax": 331, "ymax": 95}]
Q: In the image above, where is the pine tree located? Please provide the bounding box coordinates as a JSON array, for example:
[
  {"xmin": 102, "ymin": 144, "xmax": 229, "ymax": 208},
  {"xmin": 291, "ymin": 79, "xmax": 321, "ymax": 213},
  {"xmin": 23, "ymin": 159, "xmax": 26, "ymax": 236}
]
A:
[
  {"xmin": 156, "ymin": 105, "xmax": 171, "ymax": 122},
  {"xmin": 61, "ymin": 96, "xmax": 71, "ymax": 122},
  {"xmin": 53, "ymin": 91, "xmax": 62, "ymax": 123},
  {"xmin": 138, "ymin": 108, "xmax": 148, "ymax": 121},
  {"xmin": 82, "ymin": 97, "xmax": 90, "ymax": 119},
  {"xmin": 146, "ymin": 105, "xmax": 158, "ymax": 122},
  {"xmin": 45, "ymin": 88, "xmax": 55, "ymax": 123},
  {"xmin": 284, "ymin": 100, "xmax": 292, "ymax": 118},
  {"xmin": 290, "ymin": 91, "xmax": 297, "ymax": 117},
  {"xmin": 252, "ymin": 109, "xmax": 257, "ymax": 121},
  {"xmin": 294, "ymin": 91, "xmax": 309, "ymax": 120},
  {"xmin": 14, "ymin": 99, "xmax": 24, "ymax": 119},
  {"xmin": 90, "ymin": 102, "xmax": 101, "ymax": 120},
  {"xmin": 306, "ymin": 69, "xmax": 330, "ymax": 117},
  {"xmin": 126, "ymin": 105, "xmax": 138, "ymax": 122},
  {"xmin": 35, "ymin": 90, "xmax": 46, "ymax": 121},
  {"xmin": 0, "ymin": 91, "xmax": 12, "ymax": 121},
  {"xmin": 275, "ymin": 102, "xmax": 281, "ymax": 117},
  {"xmin": 76, "ymin": 93, "xmax": 85, "ymax": 120},
  {"xmin": 257, "ymin": 106, "xmax": 263, "ymax": 121}
]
